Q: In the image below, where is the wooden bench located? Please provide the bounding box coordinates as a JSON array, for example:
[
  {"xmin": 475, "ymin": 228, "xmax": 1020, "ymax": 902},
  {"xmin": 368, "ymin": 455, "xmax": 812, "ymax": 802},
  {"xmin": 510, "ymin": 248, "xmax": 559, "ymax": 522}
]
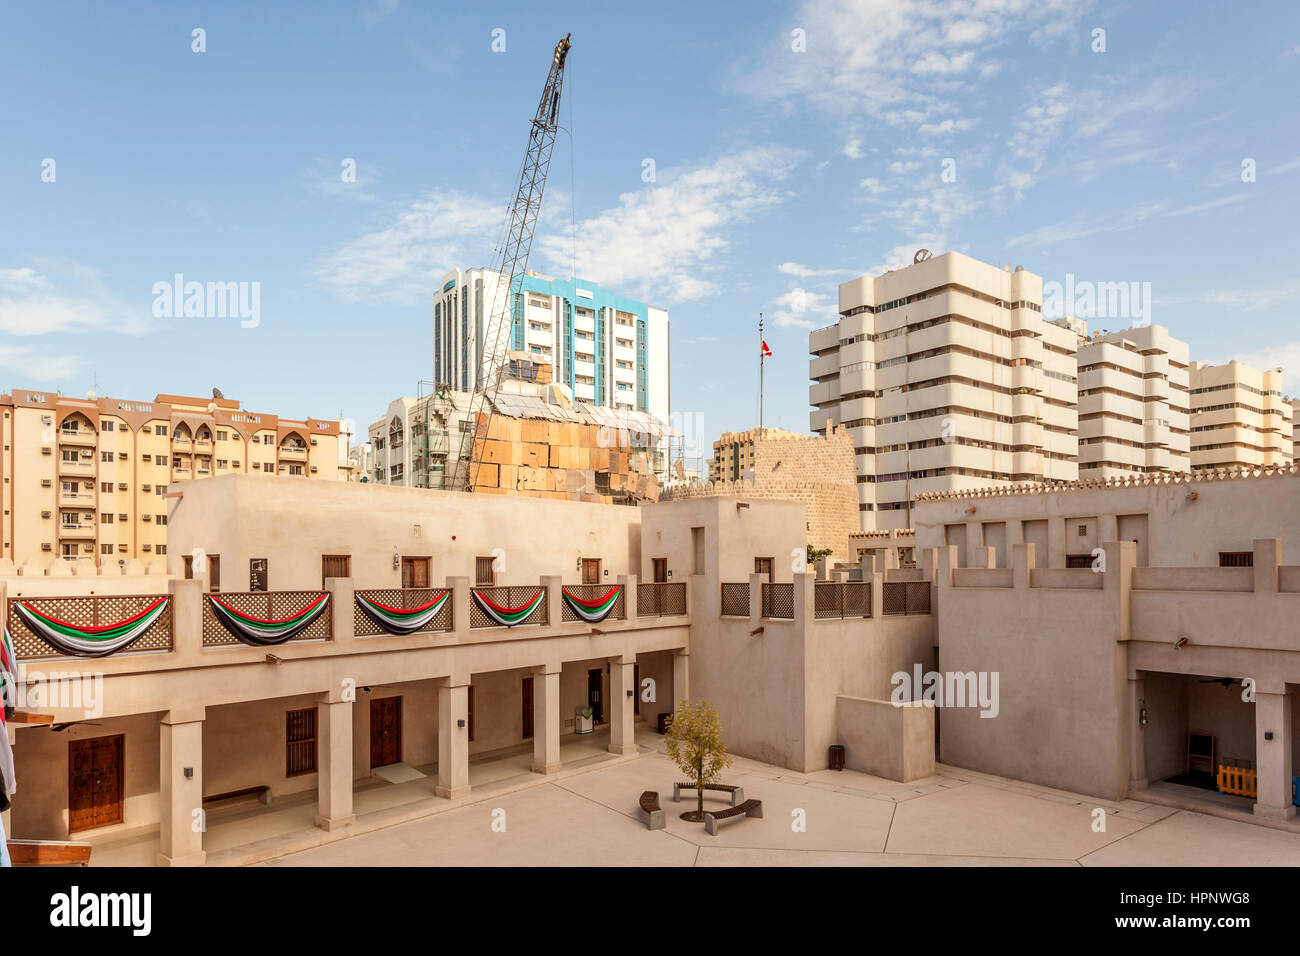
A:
[
  {"xmin": 7, "ymin": 840, "xmax": 93, "ymax": 866},
  {"xmin": 638, "ymin": 790, "xmax": 665, "ymax": 830},
  {"xmin": 673, "ymin": 782, "xmax": 745, "ymax": 806},
  {"xmin": 704, "ymin": 799, "xmax": 763, "ymax": 836},
  {"xmin": 202, "ymin": 784, "xmax": 272, "ymax": 807}
]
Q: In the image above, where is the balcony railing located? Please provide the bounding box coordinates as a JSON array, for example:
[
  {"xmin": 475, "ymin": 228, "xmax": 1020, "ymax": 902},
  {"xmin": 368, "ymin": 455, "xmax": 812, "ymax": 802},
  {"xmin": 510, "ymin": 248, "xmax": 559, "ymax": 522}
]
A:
[
  {"xmin": 814, "ymin": 581, "xmax": 872, "ymax": 619},
  {"xmin": 469, "ymin": 585, "xmax": 548, "ymax": 628},
  {"xmin": 637, "ymin": 582, "xmax": 686, "ymax": 617},
  {"xmin": 7, "ymin": 593, "xmax": 173, "ymax": 659},
  {"xmin": 761, "ymin": 582, "xmax": 794, "ymax": 619},
  {"xmin": 201, "ymin": 591, "xmax": 332, "ymax": 646},
  {"xmin": 353, "ymin": 587, "xmax": 453, "ymax": 636},
  {"xmin": 560, "ymin": 583, "xmax": 625, "ymax": 622},
  {"xmin": 882, "ymin": 581, "xmax": 931, "ymax": 615},
  {"xmin": 720, "ymin": 583, "xmax": 749, "ymax": 617},
  {"xmin": 57, "ymin": 524, "xmax": 95, "ymax": 540}
]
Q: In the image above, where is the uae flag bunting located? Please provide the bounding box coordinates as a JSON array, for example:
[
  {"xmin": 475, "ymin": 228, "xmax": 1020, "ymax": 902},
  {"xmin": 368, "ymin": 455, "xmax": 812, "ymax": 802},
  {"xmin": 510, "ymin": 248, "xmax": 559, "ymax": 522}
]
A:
[
  {"xmin": 355, "ymin": 591, "xmax": 450, "ymax": 635},
  {"xmin": 208, "ymin": 593, "xmax": 330, "ymax": 646},
  {"xmin": 13, "ymin": 598, "xmax": 170, "ymax": 659},
  {"xmin": 1, "ymin": 626, "xmax": 18, "ymax": 724},
  {"xmin": 472, "ymin": 588, "xmax": 545, "ymax": 628},
  {"xmin": 561, "ymin": 586, "xmax": 622, "ymax": 624}
]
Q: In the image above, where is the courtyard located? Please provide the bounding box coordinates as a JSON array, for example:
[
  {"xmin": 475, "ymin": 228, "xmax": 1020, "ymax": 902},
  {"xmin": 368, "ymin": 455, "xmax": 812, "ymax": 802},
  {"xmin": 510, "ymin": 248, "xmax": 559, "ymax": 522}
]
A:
[{"xmin": 250, "ymin": 730, "xmax": 1300, "ymax": 868}]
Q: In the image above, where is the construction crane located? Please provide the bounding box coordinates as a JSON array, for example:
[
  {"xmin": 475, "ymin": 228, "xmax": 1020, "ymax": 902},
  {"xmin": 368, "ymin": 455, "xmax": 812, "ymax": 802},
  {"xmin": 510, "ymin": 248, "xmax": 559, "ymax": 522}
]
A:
[{"xmin": 452, "ymin": 33, "xmax": 572, "ymax": 493}]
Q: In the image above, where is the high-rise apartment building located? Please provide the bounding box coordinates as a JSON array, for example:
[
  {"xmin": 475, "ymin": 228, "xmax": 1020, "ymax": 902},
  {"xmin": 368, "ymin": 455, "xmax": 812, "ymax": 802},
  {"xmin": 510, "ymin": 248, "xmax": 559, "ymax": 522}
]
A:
[
  {"xmin": 0, "ymin": 389, "xmax": 348, "ymax": 566},
  {"xmin": 1188, "ymin": 361, "xmax": 1293, "ymax": 470},
  {"xmin": 1055, "ymin": 322, "xmax": 1191, "ymax": 477},
  {"xmin": 809, "ymin": 251, "xmax": 1079, "ymax": 530},
  {"xmin": 432, "ymin": 268, "xmax": 670, "ymax": 423}
]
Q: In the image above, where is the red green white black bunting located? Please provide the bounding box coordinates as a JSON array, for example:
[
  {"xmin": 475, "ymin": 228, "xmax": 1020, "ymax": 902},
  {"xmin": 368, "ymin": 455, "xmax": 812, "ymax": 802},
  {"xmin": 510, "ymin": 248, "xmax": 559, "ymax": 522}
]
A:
[
  {"xmin": 1, "ymin": 626, "xmax": 19, "ymax": 724},
  {"xmin": 561, "ymin": 586, "xmax": 622, "ymax": 624},
  {"xmin": 355, "ymin": 591, "xmax": 449, "ymax": 635},
  {"xmin": 14, "ymin": 598, "xmax": 170, "ymax": 659},
  {"xmin": 471, "ymin": 588, "xmax": 544, "ymax": 628},
  {"xmin": 208, "ymin": 593, "xmax": 330, "ymax": 646}
]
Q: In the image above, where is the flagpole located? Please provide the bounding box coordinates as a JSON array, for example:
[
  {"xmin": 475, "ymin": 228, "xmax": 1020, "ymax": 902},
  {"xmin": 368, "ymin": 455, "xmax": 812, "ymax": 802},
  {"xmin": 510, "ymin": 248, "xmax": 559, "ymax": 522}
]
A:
[{"xmin": 758, "ymin": 312, "xmax": 764, "ymax": 431}]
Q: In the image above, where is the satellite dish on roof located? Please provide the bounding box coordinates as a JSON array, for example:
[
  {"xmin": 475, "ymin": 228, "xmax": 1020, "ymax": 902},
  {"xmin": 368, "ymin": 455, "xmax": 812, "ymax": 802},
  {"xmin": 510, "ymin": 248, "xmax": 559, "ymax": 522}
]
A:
[{"xmin": 913, "ymin": 249, "xmax": 933, "ymax": 264}]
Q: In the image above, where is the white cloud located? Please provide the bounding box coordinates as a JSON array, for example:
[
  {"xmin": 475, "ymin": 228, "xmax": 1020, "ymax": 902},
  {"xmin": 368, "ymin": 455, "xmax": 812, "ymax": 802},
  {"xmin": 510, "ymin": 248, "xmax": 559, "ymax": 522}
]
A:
[
  {"xmin": 313, "ymin": 191, "xmax": 502, "ymax": 304},
  {"xmin": 0, "ymin": 344, "xmax": 84, "ymax": 381},
  {"xmin": 859, "ymin": 177, "xmax": 887, "ymax": 194},
  {"xmin": 360, "ymin": 0, "xmax": 399, "ymax": 29},
  {"xmin": 778, "ymin": 262, "xmax": 855, "ymax": 278},
  {"xmin": 1266, "ymin": 156, "xmax": 1300, "ymax": 175},
  {"xmin": 318, "ymin": 148, "xmax": 801, "ymax": 306},
  {"xmin": 535, "ymin": 147, "xmax": 802, "ymax": 302},
  {"xmin": 0, "ymin": 266, "xmax": 150, "ymax": 337},
  {"xmin": 768, "ymin": 288, "xmax": 837, "ymax": 329},
  {"xmin": 842, "ymin": 139, "xmax": 863, "ymax": 159}
]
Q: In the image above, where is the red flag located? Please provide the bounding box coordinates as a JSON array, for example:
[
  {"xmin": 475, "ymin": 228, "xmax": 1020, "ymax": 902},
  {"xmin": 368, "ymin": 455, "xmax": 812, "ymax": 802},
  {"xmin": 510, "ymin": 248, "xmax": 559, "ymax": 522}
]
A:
[{"xmin": 761, "ymin": 340, "xmax": 772, "ymax": 357}]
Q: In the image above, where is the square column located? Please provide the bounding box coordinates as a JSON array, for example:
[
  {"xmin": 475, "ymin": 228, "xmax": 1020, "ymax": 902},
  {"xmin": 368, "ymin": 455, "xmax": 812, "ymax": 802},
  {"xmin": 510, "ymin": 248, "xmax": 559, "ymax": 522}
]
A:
[
  {"xmin": 315, "ymin": 697, "xmax": 355, "ymax": 831},
  {"xmin": 672, "ymin": 650, "xmax": 690, "ymax": 711},
  {"xmin": 531, "ymin": 666, "xmax": 562, "ymax": 775},
  {"xmin": 1254, "ymin": 690, "xmax": 1295, "ymax": 821},
  {"xmin": 609, "ymin": 659, "xmax": 637, "ymax": 755},
  {"xmin": 436, "ymin": 679, "xmax": 471, "ymax": 799},
  {"xmin": 158, "ymin": 707, "xmax": 205, "ymax": 867}
]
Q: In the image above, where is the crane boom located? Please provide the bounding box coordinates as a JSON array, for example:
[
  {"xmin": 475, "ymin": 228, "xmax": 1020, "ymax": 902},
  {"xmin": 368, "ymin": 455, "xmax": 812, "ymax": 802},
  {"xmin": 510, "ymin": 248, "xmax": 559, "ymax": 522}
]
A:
[{"xmin": 453, "ymin": 33, "xmax": 572, "ymax": 494}]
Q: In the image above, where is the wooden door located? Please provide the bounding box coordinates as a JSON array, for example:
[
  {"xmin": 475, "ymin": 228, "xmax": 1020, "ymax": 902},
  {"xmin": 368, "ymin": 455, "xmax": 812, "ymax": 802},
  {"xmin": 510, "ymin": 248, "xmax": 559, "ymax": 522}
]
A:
[
  {"xmin": 402, "ymin": 557, "xmax": 429, "ymax": 589},
  {"xmin": 322, "ymin": 554, "xmax": 351, "ymax": 588},
  {"xmin": 209, "ymin": 554, "xmax": 221, "ymax": 593},
  {"xmin": 68, "ymin": 735, "xmax": 124, "ymax": 833},
  {"xmin": 582, "ymin": 558, "xmax": 601, "ymax": 584},
  {"xmin": 369, "ymin": 696, "xmax": 402, "ymax": 768},
  {"xmin": 652, "ymin": 558, "xmax": 667, "ymax": 583},
  {"xmin": 521, "ymin": 677, "xmax": 534, "ymax": 739},
  {"xmin": 587, "ymin": 668, "xmax": 603, "ymax": 723}
]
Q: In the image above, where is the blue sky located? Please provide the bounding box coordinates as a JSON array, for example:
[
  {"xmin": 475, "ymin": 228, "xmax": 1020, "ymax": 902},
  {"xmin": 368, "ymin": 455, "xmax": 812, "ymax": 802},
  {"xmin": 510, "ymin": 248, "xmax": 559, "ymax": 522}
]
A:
[{"xmin": 2, "ymin": 0, "xmax": 1298, "ymax": 465}]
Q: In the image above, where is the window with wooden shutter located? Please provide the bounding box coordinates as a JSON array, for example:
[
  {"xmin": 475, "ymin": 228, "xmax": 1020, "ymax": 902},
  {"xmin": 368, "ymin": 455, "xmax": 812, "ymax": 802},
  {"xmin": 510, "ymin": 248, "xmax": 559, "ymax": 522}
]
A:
[
  {"xmin": 286, "ymin": 707, "xmax": 318, "ymax": 776},
  {"xmin": 475, "ymin": 556, "xmax": 496, "ymax": 586}
]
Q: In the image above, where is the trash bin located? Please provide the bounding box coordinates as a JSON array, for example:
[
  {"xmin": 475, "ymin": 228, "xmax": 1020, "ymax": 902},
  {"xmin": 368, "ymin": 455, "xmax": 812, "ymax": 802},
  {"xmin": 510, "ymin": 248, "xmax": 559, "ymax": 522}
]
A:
[
  {"xmin": 828, "ymin": 744, "xmax": 845, "ymax": 771},
  {"xmin": 657, "ymin": 712, "xmax": 672, "ymax": 735}
]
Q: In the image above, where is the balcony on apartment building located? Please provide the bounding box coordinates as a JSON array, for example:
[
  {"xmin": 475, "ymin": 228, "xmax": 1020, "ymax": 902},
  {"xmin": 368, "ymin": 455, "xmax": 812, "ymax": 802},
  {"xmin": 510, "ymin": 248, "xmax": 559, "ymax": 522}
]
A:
[
  {"xmin": 57, "ymin": 488, "xmax": 96, "ymax": 508},
  {"xmin": 57, "ymin": 455, "xmax": 95, "ymax": 477},
  {"xmin": 57, "ymin": 521, "xmax": 95, "ymax": 540},
  {"xmin": 58, "ymin": 427, "xmax": 97, "ymax": 447},
  {"xmin": 278, "ymin": 443, "xmax": 308, "ymax": 461}
]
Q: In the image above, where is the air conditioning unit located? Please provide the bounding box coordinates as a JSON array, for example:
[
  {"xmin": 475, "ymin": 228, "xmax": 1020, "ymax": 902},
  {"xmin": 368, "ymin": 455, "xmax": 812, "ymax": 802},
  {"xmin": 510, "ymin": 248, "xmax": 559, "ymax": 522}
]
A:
[
  {"xmin": 80, "ymin": 449, "xmax": 93, "ymax": 458},
  {"xmin": 310, "ymin": 465, "xmax": 318, "ymax": 473},
  {"xmin": 41, "ymin": 415, "xmax": 52, "ymax": 425},
  {"xmin": 82, "ymin": 513, "xmax": 93, "ymax": 521},
  {"xmin": 118, "ymin": 513, "xmax": 127, "ymax": 521},
  {"xmin": 118, "ymin": 452, "xmax": 127, "ymax": 460},
  {"xmin": 41, "ymin": 446, "xmax": 51, "ymax": 455},
  {"xmin": 40, "ymin": 510, "xmax": 51, "ymax": 519},
  {"xmin": 233, "ymin": 460, "xmax": 241, "ymax": 467},
  {"xmin": 142, "ymin": 484, "xmax": 151, "ymax": 492},
  {"xmin": 143, "ymin": 514, "xmax": 153, "ymax": 522},
  {"xmin": 118, "ymin": 546, "xmax": 127, "ymax": 553},
  {"xmin": 40, "ymin": 479, "xmax": 52, "ymax": 488},
  {"xmin": 142, "ymin": 544, "xmax": 152, "ymax": 551},
  {"xmin": 117, "ymin": 482, "xmax": 127, "ymax": 490},
  {"xmin": 310, "ymin": 438, "xmax": 318, "ymax": 445},
  {"xmin": 41, "ymin": 543, "xmax": 52, "ymax": 551}
]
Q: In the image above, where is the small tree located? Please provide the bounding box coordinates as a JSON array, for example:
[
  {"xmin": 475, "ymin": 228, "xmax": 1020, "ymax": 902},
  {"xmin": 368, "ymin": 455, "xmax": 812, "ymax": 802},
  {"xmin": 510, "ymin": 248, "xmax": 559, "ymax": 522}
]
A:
[{"xmin": 664, "ymin": 699, "xmax": 733, "ymax": 822}]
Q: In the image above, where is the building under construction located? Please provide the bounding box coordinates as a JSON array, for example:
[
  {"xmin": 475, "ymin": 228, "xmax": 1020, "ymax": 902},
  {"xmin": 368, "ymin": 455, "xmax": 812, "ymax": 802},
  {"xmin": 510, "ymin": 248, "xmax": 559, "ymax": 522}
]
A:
[{"xmin": 366, "ymin": 354, "xmax": 672, "ymax": 505}]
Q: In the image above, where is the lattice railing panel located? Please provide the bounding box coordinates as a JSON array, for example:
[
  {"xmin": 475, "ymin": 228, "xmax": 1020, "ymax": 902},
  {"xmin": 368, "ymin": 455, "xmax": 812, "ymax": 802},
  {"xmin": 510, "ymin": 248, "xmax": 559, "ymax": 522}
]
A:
[
  {"xmin": 8, "ymin": 594, "xmax": 173, "ymax": 659},
  {"xmin": 559, "ymin": 584, "xmax": 625, "ymax": 623},
  {"xmin": 720, "ymin": 582, "xmax": 750, "ymax": 617},
  {"xmin": 353, "ymin": 588, "xmax": 453, "ymax": 636},
  {"xmin": 203, "ymin": 591, "xmax": 332, "ymax": 646}
]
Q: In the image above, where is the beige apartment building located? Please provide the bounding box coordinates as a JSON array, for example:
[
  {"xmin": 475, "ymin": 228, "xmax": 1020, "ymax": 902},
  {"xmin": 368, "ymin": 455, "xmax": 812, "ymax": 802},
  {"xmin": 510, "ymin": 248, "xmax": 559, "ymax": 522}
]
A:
[
  {"xmin": 0, "ymin": 389, "xmax": 347, "ymax": 567},
  {"xmin": 1188, "ymin": 361, "xmax": 1293, "ymax": 470},
  {"xmin": 810, "ymin": 251, "xmax": 1079, "ymax": 531},
  {"xmin": 1055, "ymin": 322, "xmax": 1191, "ymax": 477}
]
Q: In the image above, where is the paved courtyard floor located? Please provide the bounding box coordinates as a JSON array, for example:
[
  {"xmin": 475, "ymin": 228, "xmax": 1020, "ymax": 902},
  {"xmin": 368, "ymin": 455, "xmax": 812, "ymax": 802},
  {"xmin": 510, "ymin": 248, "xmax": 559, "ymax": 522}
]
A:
[{"xmin": 262, "ymin": 731, "xmax": 1300, "ymax": 867}]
